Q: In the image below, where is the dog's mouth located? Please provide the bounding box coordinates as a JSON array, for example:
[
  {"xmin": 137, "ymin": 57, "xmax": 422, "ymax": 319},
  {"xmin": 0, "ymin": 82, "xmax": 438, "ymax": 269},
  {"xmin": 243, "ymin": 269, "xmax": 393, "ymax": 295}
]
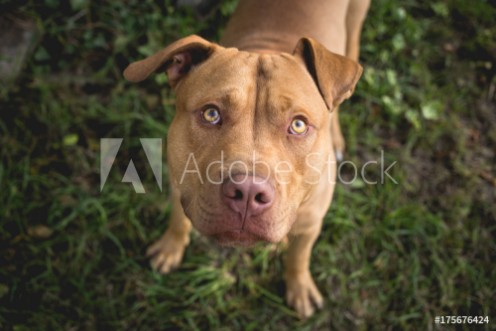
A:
[
  {"xmin": 180, "ymin": 188, "xmax": 293, "ymax": 245},
  {"xmin": 195, "ymin": 214, "xmax": 291, "ymax": 246},
  {"xmin": 209, "ymin": 230, "xmax": 265, "ymax": 246}
]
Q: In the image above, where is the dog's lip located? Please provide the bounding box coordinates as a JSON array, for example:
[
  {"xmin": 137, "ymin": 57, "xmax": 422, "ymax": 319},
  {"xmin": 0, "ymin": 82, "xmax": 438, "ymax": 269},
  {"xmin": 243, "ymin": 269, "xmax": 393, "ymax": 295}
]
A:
[
  {"xmin": 210, "ymin": 229, "xmax": 265, "ymax": 246},
  {"xmin": 181, "ymin": 193, "xmax": 293, "ymax": 244}
]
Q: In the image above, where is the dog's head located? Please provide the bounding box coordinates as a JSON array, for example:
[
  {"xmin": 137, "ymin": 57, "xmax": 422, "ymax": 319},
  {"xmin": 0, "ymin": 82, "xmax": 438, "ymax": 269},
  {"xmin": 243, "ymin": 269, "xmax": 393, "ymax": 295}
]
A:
[{"xmin": 125, "ymin": 35, "xmax": 362, "ymax": 245}]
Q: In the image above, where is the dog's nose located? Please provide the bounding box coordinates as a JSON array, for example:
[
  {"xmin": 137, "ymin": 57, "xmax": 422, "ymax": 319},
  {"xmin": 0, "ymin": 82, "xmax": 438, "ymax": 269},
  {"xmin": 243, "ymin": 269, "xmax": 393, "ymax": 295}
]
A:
[{"xmin": 222, "ymin": 174, "xmax": 274, "ymax": 217}]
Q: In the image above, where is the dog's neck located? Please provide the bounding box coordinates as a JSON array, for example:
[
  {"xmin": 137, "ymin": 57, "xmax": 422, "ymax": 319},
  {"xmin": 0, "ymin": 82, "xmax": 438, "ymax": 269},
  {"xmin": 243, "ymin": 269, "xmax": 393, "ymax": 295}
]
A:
[{"xmin": 219, "ymin": 0, "xmax": 348, "ymax": 55}]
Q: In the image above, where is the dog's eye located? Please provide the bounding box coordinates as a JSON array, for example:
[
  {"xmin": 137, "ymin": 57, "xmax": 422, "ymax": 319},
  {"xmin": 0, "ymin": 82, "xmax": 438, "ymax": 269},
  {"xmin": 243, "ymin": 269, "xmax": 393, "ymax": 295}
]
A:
[
  {"xmin": 202, "ymin": 107, "xmax": 221, "ymax": 125},
  {"xmin": 289, "ymin": 117, "xmax": 308, "ymax": 135}
]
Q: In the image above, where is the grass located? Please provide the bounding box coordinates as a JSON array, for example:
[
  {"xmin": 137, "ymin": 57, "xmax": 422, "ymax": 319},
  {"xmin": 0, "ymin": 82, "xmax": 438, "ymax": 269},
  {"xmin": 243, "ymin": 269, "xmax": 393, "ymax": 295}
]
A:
[{"xmin": 0, "ymin": 0, "xmax": 495, "ymax": 330}]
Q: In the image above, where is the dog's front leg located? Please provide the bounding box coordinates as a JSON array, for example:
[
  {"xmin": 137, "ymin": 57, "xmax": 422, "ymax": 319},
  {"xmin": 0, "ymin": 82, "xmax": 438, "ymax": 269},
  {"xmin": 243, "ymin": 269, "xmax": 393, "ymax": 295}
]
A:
[
  {"xmin": 146, "ymin": 186, "xmax": 192, "ymax": 274},
  {"xmin": 284, "ymin": 221, "xmax": 324, "ymax": 318}
]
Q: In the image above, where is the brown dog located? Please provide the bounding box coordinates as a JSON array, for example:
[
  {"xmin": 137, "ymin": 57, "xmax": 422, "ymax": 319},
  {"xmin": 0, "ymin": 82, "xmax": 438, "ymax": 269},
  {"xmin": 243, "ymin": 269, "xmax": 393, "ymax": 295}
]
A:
[{"xmin": 124, "ymin": 0, "xmax": 369, "ymax": 318}]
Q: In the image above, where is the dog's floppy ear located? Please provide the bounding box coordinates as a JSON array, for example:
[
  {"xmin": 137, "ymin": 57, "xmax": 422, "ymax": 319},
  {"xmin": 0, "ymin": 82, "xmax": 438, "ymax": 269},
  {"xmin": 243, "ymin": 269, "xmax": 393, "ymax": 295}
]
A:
[
  {"xmin": 293, "ymin": 37, "xmax": 363, "ymax": 110},
  {"xmin": 123, "ymin": 35, "xmax": 216, "ymax": 88}
]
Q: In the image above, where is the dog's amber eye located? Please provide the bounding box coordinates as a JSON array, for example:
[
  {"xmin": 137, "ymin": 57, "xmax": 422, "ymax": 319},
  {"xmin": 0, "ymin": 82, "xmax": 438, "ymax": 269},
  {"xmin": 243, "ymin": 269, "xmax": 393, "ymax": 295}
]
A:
[
  {"xmin": 289, "ymin": 118, "xmax": 308, "ymax": 135},
  {"xmin": 202, "ymin": 107, "xmax": 221, "ymax": 124}
]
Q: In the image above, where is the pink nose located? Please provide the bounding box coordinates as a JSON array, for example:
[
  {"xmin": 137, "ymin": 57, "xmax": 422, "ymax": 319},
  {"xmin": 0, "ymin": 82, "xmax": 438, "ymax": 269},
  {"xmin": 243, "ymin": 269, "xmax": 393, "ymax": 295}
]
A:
[{"xmin": 222, "ymin": 174, "xmax": 274, "ymax": 218}]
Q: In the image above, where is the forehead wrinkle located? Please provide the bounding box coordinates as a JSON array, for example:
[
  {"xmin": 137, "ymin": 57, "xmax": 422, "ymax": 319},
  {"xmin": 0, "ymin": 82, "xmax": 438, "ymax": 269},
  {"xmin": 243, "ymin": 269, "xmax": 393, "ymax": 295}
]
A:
[
  {"xmin": 254, "ymin": 55, "xmax": 274, "ymax": 140},
  {"xmin": 276, "ymin": 93, "xmax": 316, "ymax": 118},
  {"xmin": 256, "ymin": 54, "xmax": 275, "ymax": 81},
  {"xmin": 253, "ymin": 54, "xmax": 327, "ymax": 131},
  {"xmin": 180, "ymin": 51, "xmax": 257, "ymax": 111},
  {"xmin": 198, "ymin": 87, "xmax": 244, "ymax": 107},
  {"xmin": 183, "ymin": 87, "xmax": 247, "ymax": 113},
  {"xmin": 255, "ymin": 55, "xmax": 297, "ymax": 117}
]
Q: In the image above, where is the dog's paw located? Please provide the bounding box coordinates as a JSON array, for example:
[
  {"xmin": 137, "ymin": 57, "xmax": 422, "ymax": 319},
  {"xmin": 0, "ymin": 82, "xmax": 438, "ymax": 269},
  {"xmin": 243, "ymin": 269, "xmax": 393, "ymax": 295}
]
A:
[
  {"xmin": 146, "ymin": 232, "xmax": 189, "ymax": 274},
  {"xmin": 285, "ymin": 271, "xmax": 324, "ymax": 319}
]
